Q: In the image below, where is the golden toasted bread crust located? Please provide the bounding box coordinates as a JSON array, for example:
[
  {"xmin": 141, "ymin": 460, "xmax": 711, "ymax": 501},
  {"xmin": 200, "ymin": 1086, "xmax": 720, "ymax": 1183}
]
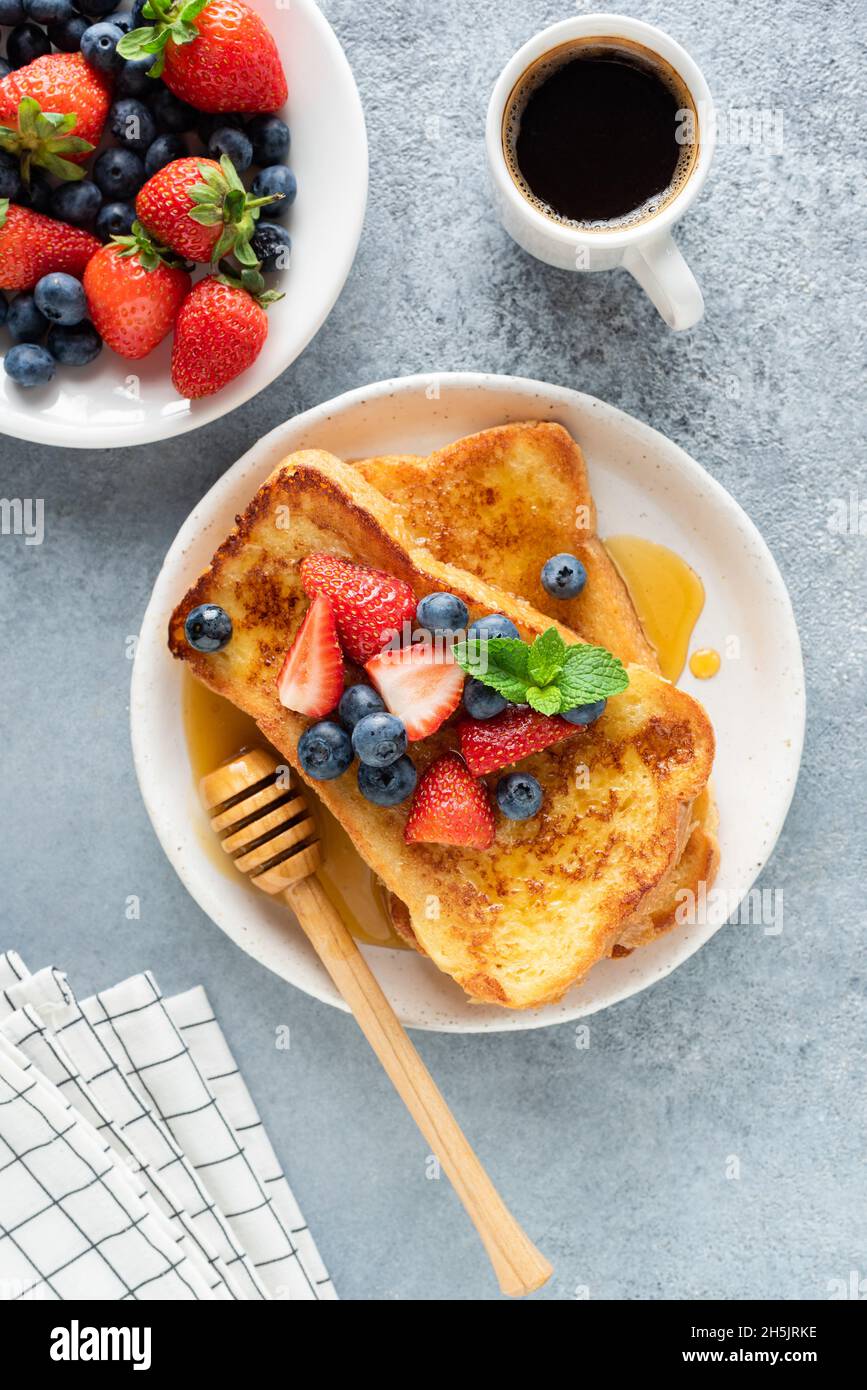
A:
[
  {"xmin": 170, "ymin": 448, "xmax": 715, "ymax": 1009},
  {"xmin": 352, "ymin": 423, "xmax": 719, "ymax": 959},
  {"xmin": 354, "ymin": 422, "xmax": 657, "ymax": 667}
]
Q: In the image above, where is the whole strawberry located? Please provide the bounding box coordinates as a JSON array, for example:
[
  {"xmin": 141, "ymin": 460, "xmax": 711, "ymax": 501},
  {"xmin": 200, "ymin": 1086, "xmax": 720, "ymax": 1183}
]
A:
[
  {"xmin": 118, "ymin": 0, "xmax": 288, "ymax": 114},
  {"xmin": 136, "ymin": 155, "xmax": 280, "ymax": 265},
  {"xmin": 84, "ymin": 223, "xmax": 190, "ymax": 360},
  {"xmin": 0, "ymin": 199, "xmax": 99, "ymax": 292},
  {"xmin": 0, "ymin": 54, "xmax": 112, "ymax": 159},
  {"xmin": 299, "ymin": 554, "xmax": 418, "ymax": 666},
  {"xmin": 171, "ymin": 271, "xmax": 279, "ymax": 399},
  {"xmin": 404, "ymin": 752, "xmax": 495, "ymax": 850}
]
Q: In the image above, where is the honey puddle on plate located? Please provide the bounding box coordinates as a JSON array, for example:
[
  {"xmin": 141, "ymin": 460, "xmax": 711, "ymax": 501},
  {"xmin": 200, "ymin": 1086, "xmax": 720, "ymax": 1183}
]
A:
[
  {"xmin": 604, "ymin": 535, "xmax": 717, "ymax": 682},
  {"xmin": 181, "ymin": 670, "xmax": 405, "ymax": 949}
]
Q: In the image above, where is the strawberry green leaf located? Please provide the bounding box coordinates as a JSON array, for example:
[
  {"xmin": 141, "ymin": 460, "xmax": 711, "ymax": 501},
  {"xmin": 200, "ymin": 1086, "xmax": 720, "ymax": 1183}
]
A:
[
  {"xmin": 187, "ymin": 205, "xmax": 223, "ymax": 226},
  {"xmin": 0, "ymin": 198, "xmax": 9, "ymax": 229},
  {"xmin": 39, "ymin": 153, "xmax": 86, "ymax": 180},
  {"xmin": 117, "ymin": 27, "xmax": 167, "ymax": 61},
  {"xmin": 527, "ymin": 626, "xmax": 565, "ymax": 688}
]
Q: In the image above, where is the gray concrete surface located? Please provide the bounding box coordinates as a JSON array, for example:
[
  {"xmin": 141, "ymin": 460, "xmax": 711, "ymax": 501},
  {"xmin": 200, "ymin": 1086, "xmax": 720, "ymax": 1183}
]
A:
[{"xmin": 0, "ymin": 0, "xmax": 864, "ymax": 1301}]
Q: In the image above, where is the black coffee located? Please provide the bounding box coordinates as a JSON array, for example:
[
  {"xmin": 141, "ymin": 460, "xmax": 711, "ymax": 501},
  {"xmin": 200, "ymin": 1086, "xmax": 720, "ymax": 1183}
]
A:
[{"xmin": 508, "ymin": 44, "xmax": 693, "ymax": 226}]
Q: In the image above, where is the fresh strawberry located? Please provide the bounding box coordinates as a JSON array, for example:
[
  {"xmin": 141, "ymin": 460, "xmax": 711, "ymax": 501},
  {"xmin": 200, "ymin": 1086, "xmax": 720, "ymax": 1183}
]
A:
[
  {"xmin": 83, "ymin": 224, "xmax": 190, "ymax": 360},
  {"xmin": 0, "ymin": 54, "xmax": 111, "ymax": 158},
  {"xmin": 118, "ymin": 0, "xmax": 287, "ymax": 114},
  {"xmin": 170, "ymin": 272, "xmax": 277, "ymax": 398},
  {"xmin": 0, "ymin": 97, "xmax": 97, "ymax": 184},
  {"xmin": 365, "ymin": 644, "xmax": 464, "ymax": 741},
  {"xmin": 0, "ymin": 199, "xmax": 99, "ymax": 292},
  {"xmin": 276, "ymin": 593, "xmax": 344, "ymax": 718},
  {"xmin": 136, "ymin": 155, "xmax": 279, "ymax": 265},
  {"xmin": 457, "ymin": 705, "xmax": 579, "ymax": 776},
  {"xmin": 299, "ymin": 554, "xmax": 417, "ymax": 666},
  {"xmin": 404, "ymin": 752, "xmax": 495, "ymax": 850}
]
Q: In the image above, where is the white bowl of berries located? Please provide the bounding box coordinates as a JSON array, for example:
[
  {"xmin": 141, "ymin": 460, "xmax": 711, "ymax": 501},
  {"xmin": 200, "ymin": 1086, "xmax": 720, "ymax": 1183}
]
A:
[{"xmin": 0, "ymin": 0, "xmax": 367, "ymax": 446}]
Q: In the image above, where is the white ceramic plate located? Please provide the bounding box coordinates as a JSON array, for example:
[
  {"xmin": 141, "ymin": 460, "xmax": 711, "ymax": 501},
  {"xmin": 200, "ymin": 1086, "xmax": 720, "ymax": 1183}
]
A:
[
  {"xmin": 0, "ymin": 0, "xmax": 367, "ymax": 448},
  {"xmin": 131, "ymin": 373, "xmax": 805, "ymax": 1032}
]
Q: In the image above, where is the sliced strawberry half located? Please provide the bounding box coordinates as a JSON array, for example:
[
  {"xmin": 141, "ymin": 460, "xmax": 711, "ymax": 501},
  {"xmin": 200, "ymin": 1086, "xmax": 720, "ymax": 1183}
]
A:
[
  {"xmin": 365, "ymin": 643, "xmax": 464, "ymax": 741},
  {"xmin": 299, "ymin": 553, "xmax": 417, "ymax": 665},
  {"xmin": 457, "ymin": 705, "xmax": 580, "ymax": 776},
  {"xmin": 404, "ymin": 752, "xmax": 495, "ymax": 850},
  {"xmin": 276, "ymin": 593, "xmax": 344, "ymax": 718}
]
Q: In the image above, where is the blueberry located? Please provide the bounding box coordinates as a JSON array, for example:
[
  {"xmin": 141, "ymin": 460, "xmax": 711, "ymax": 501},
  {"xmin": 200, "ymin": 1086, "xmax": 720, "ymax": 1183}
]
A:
[
  {"xmin": 7, "ymin": 22, "xmax": 51, "ymax": 67},
  {"xmin": 338, "ymin": 683, "xmax": 384, "ymax": 730},
  {"xmin": 416, "ymin": 591, "xmax": 469, "ymax": 635},
  {"xmin": 24, "ymin": 0, "xmax": 73, "ymax": 21},
  {"xmin": 252, "ymin": 165, "xmax": 296, "ymax": 219},
  {"xmin": 47, "ymin": 13, "xmax": 88, "ymax": 50},
  {"xmin": 95, "ymin": 199, "xmax": 136, "ymax": 240},
  {"xmin": 249, "ymin": 221, "xmax": 292, "ymax": 273},
  {"xmin": 109, "ymin": 10, "xmax": 133, "ymax": 31},
  {"xmin": 0, "ymin": 0, "xmax": 26, "ymax": 22},
  {"xmin": 148, "ymin": 85, "xmax": 194, "ymax": 133},
  {"xmin": 561, "ymin": 698, "xmax": 607, "ymax": 726},
  {"xmin": 0, "ymin": 152, "xmax": 21, "ymax": 203},
  {"xmin": 34, "ymin": 272, "xmax": 87, "ymax": 327},
  {"xmin": 144, "ymin": 131, "xmax": 187, "ymax": 176},
  {"xmin": 496, "ymin": 772, "xmax": 543, "ymax": 821},
  {"xmin": 109, "ymin": 97, "xmax": 157, "ymax": 152},
  {"xmin": 4, "ymin": 342, "xmax": 55, "ymax": 387},
  {"xmin": 130, "ymin": 0, "xmax": 154, "ymax": 24},
  {"xmin": 463, "ymin": 677, "xmax": 507, "ymax": 720},
  {"xmin": 184, "ymin": 604, "xmax": 232, "ymax": 652},
  {"xmin": 351, "ymin": 712, "xmax": 407, "ymax": 768},
  {"xmin": 298, "ymin": 720, "xmax": 353, "ymax": 781},
  {"xmin": 16, "ymin": 171, "xmax": 52, "ymax": 214},
  {"xmin": 116, "ymin": 56, "xmax": 153, "ymax": 96},
  {"xmin": 358, "ymin": 755, "xmax": 417, "ymax": 807},
  {"xmin": 0, "ymin": 294, "xmax": 6, "ymax": 330},
  {"xmin": 93, "ymin": 147, "xmax": 146, "ymax": 199},
  {"xmin": 50, "ymin": 180, "xmax": 102, "ymax": 228},
  {"xmin": 84, "ymin": 0, "xmax": 125, "ymax": 13},
  {"xmin": 541, "ymin": 552, "xmax": 587, "ymax": 599},
  {"xmin": 7, "ymin": 293, "xmax": 47, "ymax": 343},
  {"xmin": 246, "ymin": 114, "xmax": 290, "ymax": 166},
  {"xmin": 46, "ymin": 320, "xmax": 102, "ymax": 365},
  {"xmin": 467, "ymin": 613, "xmax": 520, "ymax": 641},
  {"xmin": 208, "ymin": 125, "xmax": 252, "ymax": 172},
  {"xmin": 195, "ymin": 110, "xmax": 243, "ymax": 144},
  {"xmin": 80, "ymin": 22, "xmax": 125, "ymax": 73}
]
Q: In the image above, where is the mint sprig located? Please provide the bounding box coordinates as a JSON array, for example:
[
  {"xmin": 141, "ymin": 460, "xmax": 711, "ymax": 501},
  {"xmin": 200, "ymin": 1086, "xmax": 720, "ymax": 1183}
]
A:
[{"xmin": 453, "ymin": 627, "xmax": 628, "ymax": 716}]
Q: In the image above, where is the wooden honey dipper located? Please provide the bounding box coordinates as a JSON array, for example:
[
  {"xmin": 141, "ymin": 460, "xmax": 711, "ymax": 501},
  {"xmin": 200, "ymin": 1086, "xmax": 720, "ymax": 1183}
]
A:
[{"xmin": 201, "ymin": 746, "xmax": 552, "ymax": 1298}]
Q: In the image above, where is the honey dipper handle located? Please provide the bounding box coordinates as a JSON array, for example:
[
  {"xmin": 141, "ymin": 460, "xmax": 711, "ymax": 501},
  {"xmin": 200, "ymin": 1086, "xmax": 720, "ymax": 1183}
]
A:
[{"xmin": 285, "ymin": 875, "xmax": 552, "ymax": 1298}]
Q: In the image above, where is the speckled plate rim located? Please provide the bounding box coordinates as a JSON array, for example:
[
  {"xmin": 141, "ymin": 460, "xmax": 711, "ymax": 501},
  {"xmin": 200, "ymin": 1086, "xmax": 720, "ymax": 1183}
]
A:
[{"xmin": 131, "ymin": 372, "xmax": 806, "ymax": 1032}]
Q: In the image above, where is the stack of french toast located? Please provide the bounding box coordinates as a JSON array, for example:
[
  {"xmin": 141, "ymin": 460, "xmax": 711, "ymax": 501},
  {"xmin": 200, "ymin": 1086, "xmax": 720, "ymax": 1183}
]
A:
[{"xmin": 170, "ymin": 422, "xmax": 717, "ymax": 1010}]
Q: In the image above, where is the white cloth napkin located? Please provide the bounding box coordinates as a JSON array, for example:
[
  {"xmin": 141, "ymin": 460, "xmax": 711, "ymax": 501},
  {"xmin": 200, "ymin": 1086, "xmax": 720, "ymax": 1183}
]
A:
[{"xmin": 0, "ymin": 951, "xmax": 335, "ymax": 1302}]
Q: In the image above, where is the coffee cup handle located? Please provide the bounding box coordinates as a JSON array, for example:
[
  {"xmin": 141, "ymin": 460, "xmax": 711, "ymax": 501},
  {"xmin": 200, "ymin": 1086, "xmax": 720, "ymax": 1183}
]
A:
[{"xmin": 623, "ymin": 234, "xmax": 704, "ymax": 331}]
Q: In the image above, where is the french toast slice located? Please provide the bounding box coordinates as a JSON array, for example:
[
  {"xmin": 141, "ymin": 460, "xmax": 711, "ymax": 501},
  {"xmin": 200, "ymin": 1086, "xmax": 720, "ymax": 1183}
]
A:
[
  {"xmin": 352, "ymin": 423, "xmax": 719, "ymax": 952},
  {"xmin": 170, "ymin": 449, "xmax": 715, "ymax": 1009}
]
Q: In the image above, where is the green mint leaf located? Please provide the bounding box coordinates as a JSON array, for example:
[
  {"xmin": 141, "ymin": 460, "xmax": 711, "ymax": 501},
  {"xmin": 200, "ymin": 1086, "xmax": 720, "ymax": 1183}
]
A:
[
  {"xmin": 527, "ymin": 626, "xmax": 565, "ymax": 688},
  {"xmin": 526, "ymin": 685, "xmax": 563, "ymax": 716},
  {"xmin": 452, "ymin": 635, "xmax": 530, "ymax": 703},
  {"xmin": 557, "ymin": 644, "xmax": 629, "ymax": 706}
]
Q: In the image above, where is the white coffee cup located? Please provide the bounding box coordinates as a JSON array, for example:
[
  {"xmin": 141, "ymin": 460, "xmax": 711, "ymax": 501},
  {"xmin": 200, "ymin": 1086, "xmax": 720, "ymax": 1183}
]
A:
[{"xmin": 485, "ymin": 13, "xmax": 716, "ymax": 330}]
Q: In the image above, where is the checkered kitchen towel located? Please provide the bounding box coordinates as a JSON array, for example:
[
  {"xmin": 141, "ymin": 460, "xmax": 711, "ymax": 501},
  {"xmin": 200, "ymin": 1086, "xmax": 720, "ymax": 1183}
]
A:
[{"xmin": 0, "ymin": 951, "xmax": 335, "ymax": 1301}]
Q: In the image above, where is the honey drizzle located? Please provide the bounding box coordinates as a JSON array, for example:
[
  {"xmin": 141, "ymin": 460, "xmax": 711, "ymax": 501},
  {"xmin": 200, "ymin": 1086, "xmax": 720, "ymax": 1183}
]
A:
[{"xmin": 604, "ymin": 535, "xmax": 706, "ymax": 682}]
